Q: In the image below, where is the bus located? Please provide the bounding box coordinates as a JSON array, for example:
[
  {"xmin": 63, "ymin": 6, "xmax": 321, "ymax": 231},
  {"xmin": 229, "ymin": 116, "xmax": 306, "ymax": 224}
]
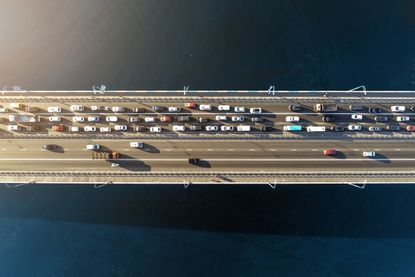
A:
[
  {"xmin": 306, "ymin": 126, "xmax": 326, "ymax": 132},
  {"xmin": 283, "ymin": 125, "xmax": 302, "ymax": 131}
]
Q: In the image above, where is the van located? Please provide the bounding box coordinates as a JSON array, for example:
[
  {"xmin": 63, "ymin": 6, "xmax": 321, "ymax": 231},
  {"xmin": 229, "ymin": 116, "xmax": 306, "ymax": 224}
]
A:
[
  {"xmin": 237, "ymin": 125, "xmax": 251, "ymax": 132},
  {"xmin": 306, "ymin": 126, "xmax": 326, "ymax": 132},
  {"xmin": 283, "ymin": 125, "xmax": 302, "ymax": 131},
  {"xmin": 86, "ymin": 144, "xmax": 100, "ymax": 150}
]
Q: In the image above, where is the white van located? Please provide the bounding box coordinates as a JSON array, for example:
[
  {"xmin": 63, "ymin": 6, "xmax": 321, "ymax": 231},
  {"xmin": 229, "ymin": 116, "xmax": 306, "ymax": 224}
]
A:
[
  {"xmin": 237, "ymin": 125, "xmax": 251, "ymax": 132},
  {"xmin": 306, "ymin": 126, "xmax": 326, "ymax": 132}
]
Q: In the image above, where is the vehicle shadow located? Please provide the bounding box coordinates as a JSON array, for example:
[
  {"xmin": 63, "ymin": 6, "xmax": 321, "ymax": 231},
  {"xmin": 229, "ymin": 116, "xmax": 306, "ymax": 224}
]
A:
[
  {"xmin": 334, "ymin": 151, "xmax": 346, "ymax": 159},
  {"xmin": 373, "ymin": 153, "xmax": 391, "ymax": 164},
  {"xmin": 113, "ymin": 154, "xmax": 151, "ymax": 172},
  {"xmin": 142, "ymin": 144, "xmax": 160, "ymax": 154}
]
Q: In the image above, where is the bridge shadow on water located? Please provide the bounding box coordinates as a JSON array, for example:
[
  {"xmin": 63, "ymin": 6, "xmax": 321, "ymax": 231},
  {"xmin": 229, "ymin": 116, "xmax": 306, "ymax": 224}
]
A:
[{"xmin": 0, "ymin": 183, "xmax": 415, "ymax": 238}]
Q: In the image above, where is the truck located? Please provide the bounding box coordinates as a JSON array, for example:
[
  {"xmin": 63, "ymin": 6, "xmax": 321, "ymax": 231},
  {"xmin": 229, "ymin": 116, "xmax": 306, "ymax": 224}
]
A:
[
  {"xmin": 314, "ymin": 103, "xmax": 337, "ymax": 112},
  {"xmin": 8, "ymin": 114, "xmax": 38, "ymax": 123},
  {"xmin": 283, "ymin": 125, "xmax": 302, "ymax": 131},
  {"xmin": 307, "ymin": 126, "xmax": 326, "ymax": 132},
  {"xmin": 91, "ymin": 151, "xmax": 120, "ymax": 160}
]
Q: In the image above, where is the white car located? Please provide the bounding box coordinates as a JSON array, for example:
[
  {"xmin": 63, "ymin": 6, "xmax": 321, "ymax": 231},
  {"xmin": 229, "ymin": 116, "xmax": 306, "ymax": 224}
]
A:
[
  {"xmin": 250, "ymin": 108, "xmax": 262, "ymax": 114},
  {"xmin": 112, "ymin": 106, "xmax": 125, "ymax": 113},
  {"xmin": 72, "ymin": 116, "xmax": 84, "ymax": 122},
  {"xmin": 88, "ymin": 116, "xmax": 100, "ymax": 122},
  {"xmin": 231, "ymin": 116, "xmax": 244, "ymax": 122},
  {"xmin": 70, "ymin": 126, "xmax": 80, "ymax": 132},
  {"xmin": 234, "ymin": 106, "xmax": 245, "ymax": 112},
  {"xmin": 70, "ymin": 105, "xmax": 84, "ymax": 112},
  {"xmin": 106, "ymin": 116, "xmax": 118, "ymax": 122},
  {"xmin": 391, "ymin": 106, "xmax": 405, "ymax": 112},
  {"xmin": 84, "ymin": 126, "xmax": 96, "ymax": 132},
  {"xmin": 218, "ymin": 105, "xmax": 231, "ymax": 111},
  {"xmin": 144, "ymin": 117, "xmax": 156, "ymax": 123},
  {"xmin": 348, "ymin": 124, "xmax": 362, "ymax": 131},
  {"xmin": 199, "ymin": 104, "xmax": 212, "ymax": 111},
  {"xmin": 206, "ymin": 125, "xmax": 218, "ymax": 131},
  {"xmin": 99, "ymin": 127, "xmax": 111, "ymax": 132},
  {"xmin": 168, "ymin": 107, "xmax": 181, "ymax": 112},
  {"xmin": 363, "ymin": 151, "xmax": 376, "ymax": 157},
  {"xmin": 47, "ymin": 106, "xmax": 61, "ymax": 113},
  {"xmin": 221, "ymin": 126, "xmax": 234, "ymax": 131},
  {"xmin": 351, "ymin": 114, "xmax": 363, "ymax": 120},
  {"xmin": 397, "ymin": 116, "xmax": 410, "ymax": 122},
  {"xmin": 128, "ymin": 117, "xmax": 140, "ymax": 123},
  {"xmin": 114, "ymin": 125, "xmax": 127, "ymax": 131},
  {"xmin": 49, "ymin": 116, "xmax": 61, "ymax": 122},
  {"xmin": 286, "ymin": 116, "xmax": 299, "ymax": 122},
  {"xmin": 86, "ymin": 144, "xmax": 100, "ymax": 150},
  {"xmin": 172, "ymin": 125, "xmax": 185, "ymax": 132},
  {"xmin": 215, "ymin": 115, "xmax": 227, "ymax": 121},
  {"xmin": 7, "ymin": 125, "xmax": 20, "ymax": 131},
  {"xmin": 150, "ymin": 126, "xmax": 162, "ymax": 133},
  {"xmin": 91, "ymin": 105, "xmax": 104, "ymax": 111},
  {"xmin": 130, "ymin": 142, "xmax": 144, "ymax": 148}
]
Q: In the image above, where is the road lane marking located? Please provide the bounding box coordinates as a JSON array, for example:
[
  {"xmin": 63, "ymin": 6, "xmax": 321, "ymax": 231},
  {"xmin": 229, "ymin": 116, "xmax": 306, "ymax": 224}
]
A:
[
  {"xmin": 228, "ymin": 149, "xmax": 234, "ymax": 151},
  {"xmin": 207, "ymin": 149, "xmax": 213, "ymax": 151},
  {"xmin": 185, "ymin": 149, "xmax": 193, "ymax": 152},
  {"xmin": 20, "ymin": 149, "xmax": 27, "ymax": 151},
  {"xmin": 164, "ymin": 149, "xmax": 172, "ymax": 151},
  {"xmin": 395, "ymin": 149, "xmax": 401, "ymax": 151},
  {"xmin": 249, "ymin": 149, "xmax": 255, "ymax": 151}
]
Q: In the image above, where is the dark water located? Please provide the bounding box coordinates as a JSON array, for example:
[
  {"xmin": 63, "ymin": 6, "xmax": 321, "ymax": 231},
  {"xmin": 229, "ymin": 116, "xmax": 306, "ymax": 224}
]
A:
[{"xmin": 1, "ymin": 0, "xmax": 415, "ymax": 276}]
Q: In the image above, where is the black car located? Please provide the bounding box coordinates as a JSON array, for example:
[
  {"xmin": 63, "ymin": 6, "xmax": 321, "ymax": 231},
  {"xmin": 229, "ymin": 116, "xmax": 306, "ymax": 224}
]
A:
[
  {"xmin": 322, "ymin": 116, "xmax": 335, "ymax": 122},
  {"xmin": 368, "ymin": 126, "xmax": 383, "ymax": 132},
  {"xmin": 133, "ymin": 126, "xmax": 147, "ymax": 132},
  {"xmin": 189, "ymin": 125, "xmax": 203, "ymax": 131},
  {"xmin": 133, "ymin": 107, "xmax": 146, "ymax": 113},
  {"xmin": 375, "ymin": 116, "xmax": 388, "ymax": 122},
  {"xmin": 330, "ymin": 126, "xmax": 346, "ymax": 132},
  {"xmin": 198, "ymin": 117, "xmax": 208, "ymax": 123},
  {"xmin": 349, "ymin": 105, "xmax": 364, "ymax": 111},
  {"xmin": 188, "ymin": 158, "xmax": 200, "ymax": 165},
  {"xmin": 251, "ymin": 117, "xmax": 263, "ymax": 122},
  {"xmin": 289, "ymin": 104, "xmax": 302, "ymax": 112},
  {"xmin": 177, "ymin": 116, "xmax": 191, "ymax": 122},
  {"xmin": 260, "ymin": 126, "xmax": 273, "ymax": 132},
  {"xmin": 369, "ymin": 107, "xmax": 382, "ymax": 113},
  {"xmin": 411, "ymin": 106, "xmax": 415, "ymax": 112},
  {"xmin": 152, "ymin": 106, "xmax": 165, "ymax": 112},
  {"xmin": 43, "ymin": 144, "xmax": 56, "ymax": 150},
  {"xmin": 387, "ymin": 124, "xmax": 400, "ymax": 131}
]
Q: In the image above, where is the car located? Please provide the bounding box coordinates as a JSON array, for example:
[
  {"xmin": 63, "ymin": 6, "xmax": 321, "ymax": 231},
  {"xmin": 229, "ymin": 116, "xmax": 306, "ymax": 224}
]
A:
[
  {"xmin": 205, "ymin": 125, "xmax": 218, "ymax": 131},
  {"xmin": 218, "ymin": 105, "xmax": 230, "ymax": 111},
  {"xmin": 198, "ymin": 117, "xmax": 208, "ymax": 123},
  {"xmin": 387, "ymin": 124, "xmax": 400, "ymax": 131},
  {"xmin": 144, "ymin": 117, "xmax": 156, "ymax": 123},
  {"xmin": 72, "ymin": 116, "xmax": 84, "ymax": 122},
  {"xmin": 0, "ymin": 107, "xmax": 8, "ymax": 113},
  {"xmin": 91, "ymin": 105, "xmax": 104, "ymax": 111},
  {"xmin": 330, "ymin": 126, "xmax": 346, "ymax": 132},
  {"xmin": 251, "ymin": 117, "xmax": 263, "ymax": 122},
  {"xmin": 150, "ymin": 126, "xmax": 162, "ymax": 133},
  {"xmin": 84, "ymin": 126, "xmax": 97, "ymax": 132},
  {"xmin": 152, "ymin": 106, "xmax": 165, "ymax": 112},
  {"xmin": 351, "ymin": 114, "xmax": 363, "ymax": 120},
  {"xmin": 133, "ymin": 126, "xmax": 147, "ymax": 132},
  {"xmin": 185, "ymin": 101, "xmax": 196, "ymax": 109},
  {"xmin": 160, "ymin": 116, "xmax": 172, "ymax": 122},
  {"xmin": 132, "ymin": 107, "xmax": 146, "ymax": 113},
  {"xmin": 49, "ymin": 116, "xmax": 61, "ymax": 122},
  {"xmin": 128, "ymin": 116, "xmax": 140, "ymax": 123},
  {"xmin": 349, "ymin": 105, "xmax": 364, "ymax": 111},
  {"xmin": 231, "ymin": 116, "xmax": 244, "ymax": 122},
  {"xmin": 24, "ymin": 106, "xmax": 38, "ymax": 113},
  {"xmin": 391, "ymin": 106, "xmax": 405, "ymax": 112},
  {"xmin": 43, "ymin": 144, "xmax": 57, "ymax": 150},
  {"xmin": 324, "ymin": 149, "xmax": 336, "ymax": 155},
  {"xmin": 70, "ymin": 126, "xmax": 80, "ymax": 132},
  {"xmin": 396, "ymin": 116, "xmax": 410, "ymax": 122},
  {"xmin": 411, "ymin": 106, "xmax": 415, "ymax": 112},
  {"xmin": 221, "ymin": 126, "xmax": 234, "ymax": 131},
  {"xmin": 189, "ymin": 125, "xmax": 202, "ymax": 131},
  {"xmin": 52, "ymin": 125, "xmax": 64, "ymax": 132},
  {"xmin": 289, "ymin": 104, "xmax": 302, "ymax": 112},
  {"xmin": 27, "ymin": 125, "xmax": 41, "ymax": 132},
  {"xmin": 199, "ymin": 104, "xmax": 212, "ymax": 111},
  {"xmin": 363, "ymin": 151, "xmax": 376, "ymax": 157},
  {"xmin": 99, "ymin": 127, "xmax": 111, "ymax": 132},
  {"xmin": 7, "ymin": 125, "xmax": 20, "ymax": 131},
  {"xmin": 215, "ymin": 115, "xmax": 227, "ymax": 121},
  {"xmin": 86, "ymin": 144, "xmax": 100, "ymax": 150},
  {"xmin": 70, "ymin": 105, "xmax": 84, "ymax": 112},
  {"xmin": 172, "ymin": 125, "xmax": 185, "ymax": 132},
  {"xmin": 112, "ymin": 106, "xmax": 125, "ymax": 112},
  {"xmin": 368, "ymin": 107, "xmax": 382, "ymax": 113},
  {"xmin": 188, "ymin": 158, "xmax": 200, "ymax": 165},
  {"xmin": 286, "ymin": 116, "xmax": 300, "ymax": 122},
  {"xmin": 250, "ymin": 108, "xmax": 262, "ymax": 114},
  {"xmin": 260, "ymin": 126, "xmax": 273, "ymax": 132},
  {"xmin": 234, "ymin": 106, "xmax": 245, "ymax": 112},
  {"xmin": 130, "ymin": 142, "xmax": 144, "ymax": 148},
  {"xmin": 368, "ymin": 126, "xmax": 383, "ymax": 132},
  {"xmin": 348, "ymin": 124, "xmax": 361, "ymax": 131},
  {"xmin": 106, "ymin": 116, "xmax": 118, "ymax": 122},
  {"xmin": 177, "ymin": 116, "xmax": 191, "ymax": 122},
  {"xmin": 407, "ymin": 125, "xmax": 415, "ymax": 131},
  {"xmin": 375, "ymin": 116, "xmax": 388, "ymax": 122},
  {"xmin": 114, "ymin": 125, "xmax": 127, "ymax": 131},
  {"xmin": 168, "ymin": 107, "xmax": 181, "ymax": 112},
  {"xmin": 87, "ymin": 116, "xmax": 100, "ymax": 122},
  {"xmin": 47, "ymin": 106, "xmax": 61, "ymax": 113},
  {"xmin": 322, "ymin": 116, "xmax": 335, "ymax": 122}
]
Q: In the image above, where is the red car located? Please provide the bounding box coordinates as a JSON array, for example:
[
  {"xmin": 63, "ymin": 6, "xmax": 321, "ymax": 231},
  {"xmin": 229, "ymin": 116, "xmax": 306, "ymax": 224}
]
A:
[
  {"xmin": 407, "ymin": 125, "xmax": 415, "ymax": 132},
  {"xmin": 185, "ymin": 101, "xmax": 196, "ymax": 109},
  {"xmin": 52, "ymin": 124, "xmax": 64, "ymax": 132},
  {"xmin": 160, "ymin": 116, "xmax": 172, "ymax": 122},
  {"xmin": 323, "ymin": 149, "xmax": 336, "ymax": 155}
]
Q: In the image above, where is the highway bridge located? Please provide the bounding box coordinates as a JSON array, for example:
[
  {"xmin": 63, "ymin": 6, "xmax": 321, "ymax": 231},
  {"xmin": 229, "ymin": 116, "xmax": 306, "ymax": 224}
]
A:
[{"xmin": 1, "ymin": 89, "xmax": 415, "ymax": 186}]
